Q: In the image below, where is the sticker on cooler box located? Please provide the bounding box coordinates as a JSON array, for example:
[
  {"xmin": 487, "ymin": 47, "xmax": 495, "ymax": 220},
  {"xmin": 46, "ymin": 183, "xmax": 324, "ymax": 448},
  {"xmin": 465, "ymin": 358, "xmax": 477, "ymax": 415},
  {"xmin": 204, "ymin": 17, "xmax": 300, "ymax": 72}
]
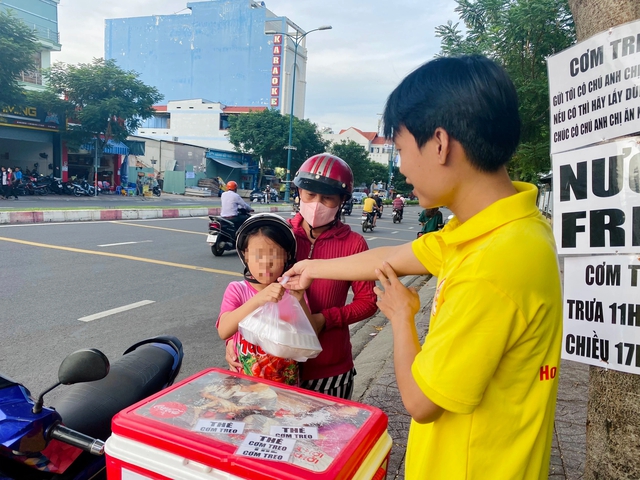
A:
[
  {"xmin": 122, "ymin": 469, "xmax": 152, "ymax": 480},
  {"xmin": 292, "ymin": 442, "xmax": 334, "ymax": 472},
  {"xmin": 194, "ymin": 419, "xmax": 245, "ymax": 435},
  {"xmin": 270, "ymin": 426, "xmax": 318, "ymax": 439},
  {"xmin": 149, "ymin": 401, "xmax": 187, "ymax": 418},
  {"xmin": 237, "ymin": 432, "xmax": 296, "ymax": 462}
]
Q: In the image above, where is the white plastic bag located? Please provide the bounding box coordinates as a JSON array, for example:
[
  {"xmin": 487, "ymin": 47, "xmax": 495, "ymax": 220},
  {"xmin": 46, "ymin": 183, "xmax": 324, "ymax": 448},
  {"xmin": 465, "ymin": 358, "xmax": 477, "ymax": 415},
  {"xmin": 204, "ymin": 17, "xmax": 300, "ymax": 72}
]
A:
[{"xmin": 238, "ymin": 291, "xmax": 322, "ymax": 362}]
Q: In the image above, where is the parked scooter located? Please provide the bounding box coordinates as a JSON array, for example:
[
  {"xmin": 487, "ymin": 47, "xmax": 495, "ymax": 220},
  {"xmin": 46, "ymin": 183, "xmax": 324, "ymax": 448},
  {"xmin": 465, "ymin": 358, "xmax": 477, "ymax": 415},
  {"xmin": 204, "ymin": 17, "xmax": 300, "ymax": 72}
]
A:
[
  {"xmin": 152, "ymin": 184, "xmax": 161, "ymax": 197},
  {"xmin": 207, "ymin": 207, "xmax": 252, "ymax": 256},
  {"xmin": 71, "ymin": 179, "xmax": 100, "ymax": 197},
  {"xmin": 0, "ymin": 336, "xmax": 183, "ymax": 480}
]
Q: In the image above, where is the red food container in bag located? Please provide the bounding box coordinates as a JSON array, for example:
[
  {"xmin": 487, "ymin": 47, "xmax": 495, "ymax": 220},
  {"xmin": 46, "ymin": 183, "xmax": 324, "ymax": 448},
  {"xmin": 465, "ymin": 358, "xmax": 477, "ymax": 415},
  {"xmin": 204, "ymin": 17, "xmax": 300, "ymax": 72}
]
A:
[{"xmin": 105, "ymin": 368, "xmax": 391, "ymax": 480}]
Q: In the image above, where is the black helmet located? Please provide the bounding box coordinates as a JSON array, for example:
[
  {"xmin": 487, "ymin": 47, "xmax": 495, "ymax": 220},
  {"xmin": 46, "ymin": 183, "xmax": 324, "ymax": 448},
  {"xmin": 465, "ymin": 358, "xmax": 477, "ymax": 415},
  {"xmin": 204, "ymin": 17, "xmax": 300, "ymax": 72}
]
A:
[{"xmin": 236, "ymin": 214, "xmax": 297, "ymax": 277}]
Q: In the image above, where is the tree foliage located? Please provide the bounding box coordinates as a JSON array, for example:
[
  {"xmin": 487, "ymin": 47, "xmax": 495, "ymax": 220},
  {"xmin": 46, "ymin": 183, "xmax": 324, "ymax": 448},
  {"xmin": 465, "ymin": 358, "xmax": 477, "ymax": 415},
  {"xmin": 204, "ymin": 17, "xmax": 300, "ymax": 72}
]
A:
[
  {"xmin": 328, "ymin": 140, "xmax": 373, "ymax": 186},
  {"xmin": 228, "ymin": 109, "xmax": 328, "ymax": 178},
  {"xmin": 29, "ymin": 58, "xmax": 163, "ymax": 153},
  {"xmin": 0, "ymin": 10, "xmax": 39, "ymax": 109},
  {"xmin": 435, "ymin": 0, "xmax": 576, "ymax": 181}
]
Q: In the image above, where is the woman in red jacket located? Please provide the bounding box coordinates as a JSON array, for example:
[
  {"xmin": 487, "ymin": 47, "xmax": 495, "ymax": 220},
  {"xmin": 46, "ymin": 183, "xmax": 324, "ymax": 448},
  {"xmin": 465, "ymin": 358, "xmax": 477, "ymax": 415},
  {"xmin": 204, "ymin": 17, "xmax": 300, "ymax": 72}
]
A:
[{"xmin": 227, "ymin": 154, "xmax": 377, "ymax": 399}]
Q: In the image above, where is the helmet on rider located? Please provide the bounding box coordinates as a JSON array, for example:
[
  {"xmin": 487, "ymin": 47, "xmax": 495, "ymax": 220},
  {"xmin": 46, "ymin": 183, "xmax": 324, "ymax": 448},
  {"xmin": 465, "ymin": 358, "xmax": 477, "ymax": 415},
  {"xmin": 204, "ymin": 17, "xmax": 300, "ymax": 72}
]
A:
[
  {"xmin": 236, "ymin": 213, "xmax": 297, "ymax": 281},
  {"xmin": 226, "ymin": 180, "xmax": 238, "ymax": 191},
  {"xmin": 396, "ymin": 194, "xmax": 401, "ymax": 198},
  {"xmin": 293, "ymin": 153, "xmax": 353, "ymax": 200}
]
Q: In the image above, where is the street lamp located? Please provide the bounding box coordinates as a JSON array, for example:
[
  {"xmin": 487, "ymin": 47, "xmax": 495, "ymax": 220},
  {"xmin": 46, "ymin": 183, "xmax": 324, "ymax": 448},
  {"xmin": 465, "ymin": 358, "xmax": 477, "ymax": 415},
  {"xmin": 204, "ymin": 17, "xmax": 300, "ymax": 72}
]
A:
[{"xmin": 265, "ymin": 25, "xmax": 332, "ymax": 202}]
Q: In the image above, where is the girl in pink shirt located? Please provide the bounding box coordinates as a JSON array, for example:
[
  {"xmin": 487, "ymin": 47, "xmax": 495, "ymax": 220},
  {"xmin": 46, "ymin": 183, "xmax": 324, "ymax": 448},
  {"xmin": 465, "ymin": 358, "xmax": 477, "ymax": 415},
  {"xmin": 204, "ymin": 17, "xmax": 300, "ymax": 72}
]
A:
[{"xmin": 217, "ymin": 214, "xmax": 313, "ymax": 385}]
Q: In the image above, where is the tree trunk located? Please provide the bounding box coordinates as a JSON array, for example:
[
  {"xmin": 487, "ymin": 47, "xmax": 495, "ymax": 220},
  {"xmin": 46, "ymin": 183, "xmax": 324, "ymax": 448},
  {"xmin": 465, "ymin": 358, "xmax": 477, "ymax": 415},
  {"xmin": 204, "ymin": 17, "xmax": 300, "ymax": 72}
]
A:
[
  {"xmin": 566, "ymin": 2, "xmax": 640, "ymax": 479},
  {"xmin": 568, "ymin": 0, "xmax": 640, "ymax": 40}
]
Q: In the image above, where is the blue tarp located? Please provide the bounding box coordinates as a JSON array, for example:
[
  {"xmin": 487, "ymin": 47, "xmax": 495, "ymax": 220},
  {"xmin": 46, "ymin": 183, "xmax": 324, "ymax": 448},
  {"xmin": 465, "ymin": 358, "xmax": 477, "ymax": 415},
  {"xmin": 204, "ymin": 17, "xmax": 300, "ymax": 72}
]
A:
[
  {"xmin": 81, "ymin": 139, "xmax": 130, "ymax": 155},
  {"xmin": 119, "ymin": 155, "xmax": 129, "ymax": 186}
]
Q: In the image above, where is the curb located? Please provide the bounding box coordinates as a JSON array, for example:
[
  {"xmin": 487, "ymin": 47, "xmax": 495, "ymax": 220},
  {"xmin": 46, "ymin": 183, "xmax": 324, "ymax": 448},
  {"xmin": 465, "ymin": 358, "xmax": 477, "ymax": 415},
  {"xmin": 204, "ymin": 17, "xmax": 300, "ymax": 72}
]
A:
[{"xmin": 0, "ymin": 205, "xmax": 292, "ymax": 225}]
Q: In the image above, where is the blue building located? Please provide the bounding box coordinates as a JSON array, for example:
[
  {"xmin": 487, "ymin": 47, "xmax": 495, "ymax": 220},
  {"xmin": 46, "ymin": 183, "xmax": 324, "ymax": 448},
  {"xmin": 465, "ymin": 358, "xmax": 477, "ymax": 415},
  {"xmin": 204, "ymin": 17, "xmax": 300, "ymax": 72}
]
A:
[{"xmin": 105, "ymin": 0, "xmax": 309, "ymax": 118}]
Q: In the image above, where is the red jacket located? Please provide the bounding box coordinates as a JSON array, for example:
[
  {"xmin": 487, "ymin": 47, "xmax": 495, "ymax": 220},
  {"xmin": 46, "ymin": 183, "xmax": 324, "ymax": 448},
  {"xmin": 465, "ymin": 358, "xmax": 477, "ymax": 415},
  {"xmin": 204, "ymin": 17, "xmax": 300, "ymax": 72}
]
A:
[{"xmin": 289, "ymin": 214, "xmax": 377, "ymax": 381}]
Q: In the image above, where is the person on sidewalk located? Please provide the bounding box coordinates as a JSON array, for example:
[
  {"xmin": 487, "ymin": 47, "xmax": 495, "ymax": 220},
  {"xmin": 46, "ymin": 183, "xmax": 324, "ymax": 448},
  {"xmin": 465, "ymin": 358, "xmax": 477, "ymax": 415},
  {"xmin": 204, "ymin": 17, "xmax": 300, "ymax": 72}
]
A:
[
  {"xmin": 13, "ymin": 167, "xmax": 22, "ymax": 199},
  {"xmin": 5, "ymin": 168, "xmax": 16, "ymax": 199},
  {"xmin": 226, "ymin": 154, "xmax": 377, "ymax": 399},
  {"xmin": 1, "ymin": 166, "xmax": 8, "ymax": 199},
  {"xmin": 220, "ymin": 180, "xmax": 252, "ymax": 230},
  {"xmin": 282, "ymin": 56, "xmax": 562, "ymax": 479}
]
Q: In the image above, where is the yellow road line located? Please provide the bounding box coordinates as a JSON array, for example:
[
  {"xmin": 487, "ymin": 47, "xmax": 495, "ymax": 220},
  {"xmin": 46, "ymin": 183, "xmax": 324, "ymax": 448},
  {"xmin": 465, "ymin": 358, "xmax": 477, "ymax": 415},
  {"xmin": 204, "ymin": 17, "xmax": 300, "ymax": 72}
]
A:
[
  {"xmin": 0, "ymin": 236, "xmax": 242, "ymax": 277},
  {"xmin": 110, "ymin": 221, "xmax": 207, "ymax": 235}
]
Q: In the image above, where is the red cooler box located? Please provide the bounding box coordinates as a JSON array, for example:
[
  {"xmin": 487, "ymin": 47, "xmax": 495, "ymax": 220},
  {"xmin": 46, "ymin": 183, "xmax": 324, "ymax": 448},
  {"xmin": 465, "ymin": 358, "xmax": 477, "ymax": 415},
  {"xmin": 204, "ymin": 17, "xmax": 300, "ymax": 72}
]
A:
[{"xmin": 105, "ymin": 368, "xmax": 391, "ymax": 480}]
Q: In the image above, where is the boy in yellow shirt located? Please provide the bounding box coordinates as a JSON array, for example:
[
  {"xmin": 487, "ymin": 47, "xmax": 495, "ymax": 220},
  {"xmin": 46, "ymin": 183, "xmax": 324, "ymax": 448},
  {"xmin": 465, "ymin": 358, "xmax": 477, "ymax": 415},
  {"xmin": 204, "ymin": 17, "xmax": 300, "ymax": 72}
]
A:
[{"xmin": 283, "ymin": 55, "xmax": 562, "ymax": 479}]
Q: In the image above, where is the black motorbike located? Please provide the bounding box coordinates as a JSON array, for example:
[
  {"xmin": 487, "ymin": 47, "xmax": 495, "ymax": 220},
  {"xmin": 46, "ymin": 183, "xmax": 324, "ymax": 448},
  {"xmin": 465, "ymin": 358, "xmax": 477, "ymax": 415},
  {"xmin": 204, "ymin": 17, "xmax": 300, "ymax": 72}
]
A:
[
  {"xmin": 0, "ymin": 336, "xmax": 183, "ymax": 480},
  {"xmin": 152, "ymin": 185, "xmax": 161, "ymax": 197},
  {"xmin": 392, "ymin": 207, "xmax": 403, "ymax": 223},
  {"xmin": 361, "ymin": 210, "xmax": 376, "ymax": 232},
  {"xmin": 207, "ymin": 207, "xmax": 252, "ymax": 256}
]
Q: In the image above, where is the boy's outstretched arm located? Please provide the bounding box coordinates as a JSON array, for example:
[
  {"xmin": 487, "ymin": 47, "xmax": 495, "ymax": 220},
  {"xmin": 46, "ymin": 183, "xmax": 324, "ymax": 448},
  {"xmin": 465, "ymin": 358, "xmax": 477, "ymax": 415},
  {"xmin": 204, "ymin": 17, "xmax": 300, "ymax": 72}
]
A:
[
  {"xmin": 375, "ymin": 262, "xmax": 444, "ymax": 424},
  {"xmin": 282, "ymin": 242, "xmax": 429, "ymax": 290}
]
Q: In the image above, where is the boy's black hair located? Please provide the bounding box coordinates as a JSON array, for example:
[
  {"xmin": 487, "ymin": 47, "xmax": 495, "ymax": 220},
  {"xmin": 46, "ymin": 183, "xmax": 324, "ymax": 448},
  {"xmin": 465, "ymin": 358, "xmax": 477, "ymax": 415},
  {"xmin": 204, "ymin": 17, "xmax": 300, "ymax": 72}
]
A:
[{"xmin": 383, "ymin": 55, "xmax": 521, "ymax": 172}]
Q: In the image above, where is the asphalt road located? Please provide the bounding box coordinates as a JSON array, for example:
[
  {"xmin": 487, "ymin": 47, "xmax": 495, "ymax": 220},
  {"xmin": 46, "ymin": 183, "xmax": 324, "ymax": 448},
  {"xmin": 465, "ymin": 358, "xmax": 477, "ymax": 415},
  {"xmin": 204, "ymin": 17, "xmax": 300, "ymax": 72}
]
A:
[{"xmin": 0, "ymin": 205, "xmax": 444, "ymax": 404}]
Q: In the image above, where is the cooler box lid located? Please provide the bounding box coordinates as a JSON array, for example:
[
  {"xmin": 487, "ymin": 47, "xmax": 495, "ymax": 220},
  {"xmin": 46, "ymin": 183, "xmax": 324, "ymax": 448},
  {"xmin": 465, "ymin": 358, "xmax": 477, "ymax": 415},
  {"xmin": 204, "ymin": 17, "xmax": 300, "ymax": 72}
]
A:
[{"xmin": 110, "ymin": 368, "xmax": 388, "ymax": 480}]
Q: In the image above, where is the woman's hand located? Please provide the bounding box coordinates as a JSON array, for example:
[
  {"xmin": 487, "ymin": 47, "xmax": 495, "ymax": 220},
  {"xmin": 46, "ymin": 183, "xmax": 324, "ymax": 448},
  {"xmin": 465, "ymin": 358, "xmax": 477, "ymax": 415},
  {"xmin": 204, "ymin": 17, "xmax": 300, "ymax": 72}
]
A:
[
  {"xmin": 288, "ymin": 288, "xmax": 305, "ymax": 302},
  {"xmin": 253, "ymin": 283, "xmax": 285, "ymax": 306},
  {"xmin": 374, "ymin": 262, "xmax": 420, "ymax": 324}
]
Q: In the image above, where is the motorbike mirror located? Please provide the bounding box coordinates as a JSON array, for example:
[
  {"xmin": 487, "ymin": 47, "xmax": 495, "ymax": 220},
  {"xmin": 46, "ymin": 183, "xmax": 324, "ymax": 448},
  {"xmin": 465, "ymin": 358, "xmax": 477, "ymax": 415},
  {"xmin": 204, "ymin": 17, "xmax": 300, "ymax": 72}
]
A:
[
  {"xmin": 33, "ymin": 349, "xmax": 109, "ymax": 413},
  {"xmin": 58, "ymin": 348, "xmax": 110, "ymax": 385}
]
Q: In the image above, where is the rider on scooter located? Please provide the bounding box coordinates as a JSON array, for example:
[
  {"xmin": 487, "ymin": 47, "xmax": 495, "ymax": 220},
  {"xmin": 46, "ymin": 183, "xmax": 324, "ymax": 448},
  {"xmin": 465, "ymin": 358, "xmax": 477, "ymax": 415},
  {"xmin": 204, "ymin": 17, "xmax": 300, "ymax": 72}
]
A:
[
  {"xmin": 362, "ymin": 193, "xmax": 378, "ymax": 227},
  {"xmin": 221, "ymin": 181, "xmax": 252, "ymax": 230},
  {"xmin": 392, "ymin": 194, "xmax": 404, "ymax": 220}
]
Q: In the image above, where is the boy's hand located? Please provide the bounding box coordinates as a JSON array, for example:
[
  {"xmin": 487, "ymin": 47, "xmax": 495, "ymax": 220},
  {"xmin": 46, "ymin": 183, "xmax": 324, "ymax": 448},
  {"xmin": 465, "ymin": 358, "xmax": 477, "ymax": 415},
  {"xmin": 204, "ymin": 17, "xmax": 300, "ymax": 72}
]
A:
[
  {"xmin": 254, "ymin": 283, "xmax": 285, "ymax": 306},
  {"xmin": 281, "ymin": 260, "xmax": 313, "ymax": 290},
  {"xmin": 374, "ymin": 262, "xmax": 420, "ymax": 323}
]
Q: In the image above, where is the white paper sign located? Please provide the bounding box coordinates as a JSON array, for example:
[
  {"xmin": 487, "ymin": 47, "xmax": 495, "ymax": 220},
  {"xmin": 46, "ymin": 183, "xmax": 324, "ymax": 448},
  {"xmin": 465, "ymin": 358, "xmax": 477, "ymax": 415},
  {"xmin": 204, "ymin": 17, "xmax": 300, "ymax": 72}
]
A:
[
  {"xmin": 547, "ymin": 19, "xmax": 640, "ymax": 154},
  {"xmin": 562, "ymin": 255, "xmax": 640, "ymax": 375},
  {"xmin": 236, "ymin": 433, "xmax": 296, "ymax": 462},
  {"xmin": 193, "ymin": 419, "xmax": 245, "ymax": 435},
  {"xmin": 552, "ymin": 137, "xmax": 640, "ymax": 255},
  {"xmin": 270, "ymin": 426, "xmax": 318, "ymax": 439}
]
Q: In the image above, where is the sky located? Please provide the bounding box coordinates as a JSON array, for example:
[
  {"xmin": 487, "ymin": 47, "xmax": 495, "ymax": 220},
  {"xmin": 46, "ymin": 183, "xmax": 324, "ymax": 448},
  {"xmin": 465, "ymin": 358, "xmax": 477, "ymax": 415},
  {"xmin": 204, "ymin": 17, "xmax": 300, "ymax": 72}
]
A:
[{"xmin": 53, "ymin": 0, "xmax": 459, "ymax": 133}]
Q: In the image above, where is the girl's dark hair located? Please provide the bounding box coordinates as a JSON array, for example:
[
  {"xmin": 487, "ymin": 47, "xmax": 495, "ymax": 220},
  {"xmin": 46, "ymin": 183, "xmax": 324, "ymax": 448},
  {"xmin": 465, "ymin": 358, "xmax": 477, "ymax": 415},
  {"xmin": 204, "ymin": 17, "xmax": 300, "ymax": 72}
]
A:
[{"xmin": 383, "ymin": 55, "xmax": 521, "ymax": 172}]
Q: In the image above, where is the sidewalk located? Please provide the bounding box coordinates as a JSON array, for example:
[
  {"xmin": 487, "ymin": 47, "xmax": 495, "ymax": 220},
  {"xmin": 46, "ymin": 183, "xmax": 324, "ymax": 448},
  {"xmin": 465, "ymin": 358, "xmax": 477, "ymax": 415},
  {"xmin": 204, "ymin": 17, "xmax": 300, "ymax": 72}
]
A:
[{"xmin": 353, "ymin": 275, "xmax": 589, "ymax": 480}]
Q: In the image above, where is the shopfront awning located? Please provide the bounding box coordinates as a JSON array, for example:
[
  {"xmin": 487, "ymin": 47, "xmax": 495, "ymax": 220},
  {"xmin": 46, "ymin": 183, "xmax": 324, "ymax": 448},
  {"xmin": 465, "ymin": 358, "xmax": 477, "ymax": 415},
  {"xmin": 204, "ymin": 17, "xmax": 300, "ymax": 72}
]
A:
[
  {"xmin": 209, "ymin": 156, "xmax": 246, "ymax": 169},
  {"xmin": 81, "ymin": 139, "xmax": 130, "ymax": 155}
]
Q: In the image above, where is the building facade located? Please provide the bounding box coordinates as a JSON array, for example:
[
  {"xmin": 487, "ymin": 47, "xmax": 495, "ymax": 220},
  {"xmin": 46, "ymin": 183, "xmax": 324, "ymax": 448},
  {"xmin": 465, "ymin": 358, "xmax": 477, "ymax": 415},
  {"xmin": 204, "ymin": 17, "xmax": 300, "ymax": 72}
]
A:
[
  {"xmin": 323, "ymin": 127, "xmax": 394, "ymax": 166},
  {"xmin": 105, "ymin": 0, "xmax": 310, "ymax": 118},
  {"xmin": 0, "ymin": 0, "xmax": 62, "ymax": 175}
]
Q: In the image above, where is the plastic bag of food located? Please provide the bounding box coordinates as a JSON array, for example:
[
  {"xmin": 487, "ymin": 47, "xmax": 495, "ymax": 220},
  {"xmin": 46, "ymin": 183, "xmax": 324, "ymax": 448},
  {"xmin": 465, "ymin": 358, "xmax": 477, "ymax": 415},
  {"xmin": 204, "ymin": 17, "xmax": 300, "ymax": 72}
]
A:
[{"xmin": 238, "ymin": 291, "xmax": 322, "ymax": 362}]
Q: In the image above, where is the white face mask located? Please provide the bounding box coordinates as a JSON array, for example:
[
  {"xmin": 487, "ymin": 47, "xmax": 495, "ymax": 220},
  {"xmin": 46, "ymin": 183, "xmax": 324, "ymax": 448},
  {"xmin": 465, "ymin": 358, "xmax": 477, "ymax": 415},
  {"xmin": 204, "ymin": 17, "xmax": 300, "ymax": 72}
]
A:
[{"xmin": 299, "ymin": 200, "xmax": 339, "ymax": 228}]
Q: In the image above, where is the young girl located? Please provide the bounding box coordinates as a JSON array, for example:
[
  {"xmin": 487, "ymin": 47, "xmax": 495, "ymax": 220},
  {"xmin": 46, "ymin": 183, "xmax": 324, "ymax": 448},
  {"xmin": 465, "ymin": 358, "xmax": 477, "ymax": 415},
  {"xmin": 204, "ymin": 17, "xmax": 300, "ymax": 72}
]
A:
[{"xmin": 217, "ymin": 213, "xmax": 313, "ymax": 385}]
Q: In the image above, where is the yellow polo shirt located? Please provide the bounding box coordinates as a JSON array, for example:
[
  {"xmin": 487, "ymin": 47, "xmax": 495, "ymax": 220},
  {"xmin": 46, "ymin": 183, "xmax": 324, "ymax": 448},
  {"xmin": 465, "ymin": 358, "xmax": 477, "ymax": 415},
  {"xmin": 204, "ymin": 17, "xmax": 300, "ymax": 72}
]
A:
[{"xmin": 407, "ymin": 182, "xmax": 562, "ymax": 480}]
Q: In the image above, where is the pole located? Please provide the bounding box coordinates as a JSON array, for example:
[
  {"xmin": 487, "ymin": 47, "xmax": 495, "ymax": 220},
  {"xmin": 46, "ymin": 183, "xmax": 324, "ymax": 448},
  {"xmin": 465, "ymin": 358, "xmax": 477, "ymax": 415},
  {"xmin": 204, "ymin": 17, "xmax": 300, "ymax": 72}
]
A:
[
  {"xmin": 387, "ymin": 146, "xmax": 394, "ymax": 190},
  {"xmin": 284, "ymin": 38, "xmax": 300, "ymax": 203},
  {"xmin": 94, "ymin": 137, "xmax": 98, "ymax": 197}
]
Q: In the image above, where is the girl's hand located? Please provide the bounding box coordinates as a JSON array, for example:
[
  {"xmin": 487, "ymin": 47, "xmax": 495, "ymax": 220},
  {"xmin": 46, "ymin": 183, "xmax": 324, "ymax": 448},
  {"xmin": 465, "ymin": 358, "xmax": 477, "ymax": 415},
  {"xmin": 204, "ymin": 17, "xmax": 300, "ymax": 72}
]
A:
[
  {"xmin": 288, "ymin": 289, "xmax": 305, "ymax": 302},
  {"xmin": 253, "ymin": 283, "xmax": 285, "ymax": 306},
  {"xmin": 374, "ymin": 262, "xmax": 420, "ymax": 324}
]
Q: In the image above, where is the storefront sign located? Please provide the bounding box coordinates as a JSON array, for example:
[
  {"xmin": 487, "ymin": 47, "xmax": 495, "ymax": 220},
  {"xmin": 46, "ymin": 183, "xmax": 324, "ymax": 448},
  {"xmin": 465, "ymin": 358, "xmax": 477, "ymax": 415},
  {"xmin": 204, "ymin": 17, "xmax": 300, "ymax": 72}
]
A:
[
  {"xmin": 0, "ymin": 105, "xmax": 61, "ymax": 131},
  {"xmin": 547, "ymin": 19, "xmax": 640, "ymax": 154},
  {"xmin": 563, "ymin": 255, "xmax": 640, "ymax": 375},
  {"xmin": 552, "ymin": 137, "xmax": 640, "ymax": 255},
  {"xmin": 270, "ymin": 35, "xmax": 282, "ymax": 108}
]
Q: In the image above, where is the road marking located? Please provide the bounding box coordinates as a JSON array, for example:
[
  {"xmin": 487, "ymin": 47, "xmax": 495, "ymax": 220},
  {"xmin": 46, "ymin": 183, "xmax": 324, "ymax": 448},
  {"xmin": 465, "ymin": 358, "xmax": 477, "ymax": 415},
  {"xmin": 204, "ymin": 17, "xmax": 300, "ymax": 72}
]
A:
[
  {"xmin": 110, "ymin": 221, "xmax": 206, "ymax": 235},
  {"xmin": 365, "ymin": 236, "xmax": 407, "ymax": 242},
  {"xmin": 367, "ymin": 237, "xmax": 378, "ymax": 240},
  {"xmin": 391, "ymin": 231, "xmax": 398, "ymax": 234},
  {"xmin": 98, "ymin": 240, "xmax": 153, "ymax": 247},
  {"xmin": 408, "ymin": 227, "xmax": 414, "ymax": 229},
  {"xmin": 0, "ymin": 236, "xmax": 242, "ymax": 277},
  {"xmin": 79, "ymin": 300, "xmax": 156, "ymax": 322}
]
